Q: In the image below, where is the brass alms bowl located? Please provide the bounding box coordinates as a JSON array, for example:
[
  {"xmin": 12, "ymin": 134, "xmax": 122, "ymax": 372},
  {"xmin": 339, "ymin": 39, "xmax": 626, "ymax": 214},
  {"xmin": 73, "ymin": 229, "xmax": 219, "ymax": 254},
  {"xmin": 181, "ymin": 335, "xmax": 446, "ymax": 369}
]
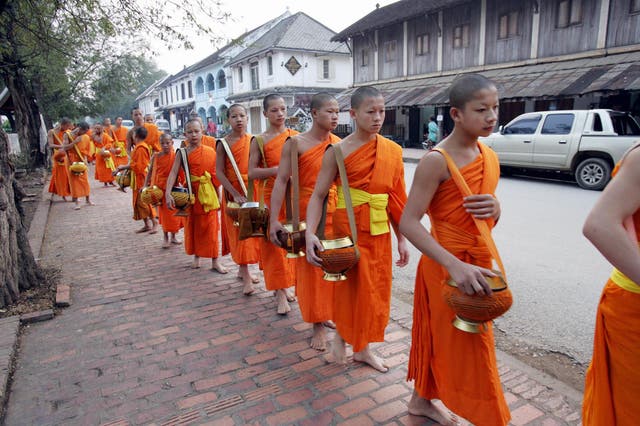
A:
[
  {"xmin": 317, "ymin": 236, "xmax": 360, "ymax": 281},
  {"xmin": 280, "ymin": 222, "xmax": 307, "ymax": 258}
]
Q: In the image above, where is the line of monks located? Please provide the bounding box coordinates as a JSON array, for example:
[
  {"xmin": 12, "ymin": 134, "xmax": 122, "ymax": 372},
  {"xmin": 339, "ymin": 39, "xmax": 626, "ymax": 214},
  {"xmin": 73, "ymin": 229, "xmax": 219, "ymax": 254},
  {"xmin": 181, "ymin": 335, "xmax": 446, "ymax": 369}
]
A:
[{"xmin": 46, "ymin": 76, "xmax": 640, "ymax": 426}]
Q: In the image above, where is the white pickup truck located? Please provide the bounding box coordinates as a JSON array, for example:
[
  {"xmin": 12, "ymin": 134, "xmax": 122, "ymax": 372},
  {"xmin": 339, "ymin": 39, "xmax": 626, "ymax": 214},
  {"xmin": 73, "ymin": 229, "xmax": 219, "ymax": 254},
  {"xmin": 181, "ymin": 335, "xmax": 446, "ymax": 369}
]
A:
[{"xmin": 480, "ymin": 109, "xmax": 640, "ymax": 190}]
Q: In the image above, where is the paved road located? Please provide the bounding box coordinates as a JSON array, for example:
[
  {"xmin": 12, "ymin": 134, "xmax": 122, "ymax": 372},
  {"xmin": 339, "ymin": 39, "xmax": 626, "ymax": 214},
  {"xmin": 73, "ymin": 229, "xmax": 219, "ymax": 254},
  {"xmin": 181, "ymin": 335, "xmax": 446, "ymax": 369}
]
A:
[{"xmin": 392, "ymin": 164, "xmax": 606, "ymax": 364}]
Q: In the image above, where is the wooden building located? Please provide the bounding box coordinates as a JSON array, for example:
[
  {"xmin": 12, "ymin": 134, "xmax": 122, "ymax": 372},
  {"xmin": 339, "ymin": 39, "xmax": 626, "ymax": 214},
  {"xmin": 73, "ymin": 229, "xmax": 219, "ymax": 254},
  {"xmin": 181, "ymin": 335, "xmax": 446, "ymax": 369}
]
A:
[{"xmin": 333, "ymin": 0, "xmax": 640, "ymax": 147}]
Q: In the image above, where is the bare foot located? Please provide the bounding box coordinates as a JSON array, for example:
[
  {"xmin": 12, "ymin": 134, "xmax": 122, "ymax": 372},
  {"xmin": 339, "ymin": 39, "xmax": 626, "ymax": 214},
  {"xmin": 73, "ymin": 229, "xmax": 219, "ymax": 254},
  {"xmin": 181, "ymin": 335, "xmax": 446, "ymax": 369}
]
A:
[
  {"xmin": 171, "ymin": 238, "xmax": 182, "ymax": 245},
  {"xmin": 211, "ymin": 258, "xmax": 228, "ymax": 274},
  {"xmin": 86, "ymin": 201, "xmax": 95, "ymax": 206},
  {"xmin": 242, "ymin": 280, "xmax": 255, "ymax": 296},
  {"xmin": 62, "ymin": 196, "xmax": 68, "ymax": 202},
  {"xmin": 353, "ymin": 345, "xmax": 389, "ymax": 373},
  {"xmin": 285, "ymin": 287, "xmax": 297, "ymax": 302},
  {"xmin": 237, "ymin": 274, "xmax": 260, "ymax": 283},
  {"xmin": 275, "ymin": 289, "xmax": 291, "ymax": 315},
  {"xmin": 331, "ymin": 333, "xmax": 347, "ymax": 364},
  {"xmin": 191, "ymin": 256, "xmax": 200, "ymax": 269},
  {"xmin": 310, "ymin": 323, "xmax": 327, "ymax": 351},
  {"xmin": 73, "ymin": 204, "xmax": 81, "ymax": 210},
  {"xmin": 135, "ymin": 226, "xmax": 150, "ymax": 234},
  {"xmin": 162, "ymin": 240, "xmax": 171, "ymax": 249},
  {"xmin": 149, "ymin": 226, "xmax": 158, "ymax": 235},
  {"xmin": 322, "ymin": 320, "xmax": 336, "ymax": 329},
  {"xmin": 407, "ymin": 391, "xmax": 459, "ymax": 425}
]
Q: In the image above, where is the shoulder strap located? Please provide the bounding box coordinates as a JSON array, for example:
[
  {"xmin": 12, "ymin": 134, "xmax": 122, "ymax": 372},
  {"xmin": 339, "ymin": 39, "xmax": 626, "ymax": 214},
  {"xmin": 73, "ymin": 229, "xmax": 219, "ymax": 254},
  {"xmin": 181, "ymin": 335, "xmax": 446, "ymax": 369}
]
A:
[
  {"xmin": 218, "ymin": 138, "xmax": 248, "ymax": 197},
  {"xmin": 148, "ymin": 154, "xmax": 158, "ymax": 187},
  {"xmin": 72, "ymin": 135, "xmax": 88, "ymax": 165},
  {"xmin": 248, "ymin": 136, "xmax": 266, "ymax": 207},
  {"xmin": 290, "ymin": 137, "xmax": 300, "ymax": 230},
  {"xmin": 432, "ymin": 147, "xmax": 506, "ymax": 280},
  {"xmin": 178, "ymin": 148, "xmax": 193, "ymax": 199},
  {"xmin": 254, "ymin": 135, "xmax": 267, "ymax": 168},
  {"xmin": 333, "ymin": 144, "xmax": 358, "ymax": 244}
]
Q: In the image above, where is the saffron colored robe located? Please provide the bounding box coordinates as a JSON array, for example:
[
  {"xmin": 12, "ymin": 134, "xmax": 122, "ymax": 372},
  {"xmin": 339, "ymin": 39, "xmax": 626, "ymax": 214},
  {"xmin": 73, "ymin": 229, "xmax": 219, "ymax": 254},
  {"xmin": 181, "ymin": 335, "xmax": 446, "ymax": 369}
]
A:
[
  {"xmin": 143, "ymin": 123, "xmax": 161, "ymax": 153},
  {"xmin": 67, "ymin": 134, "xmax": 91, "ymax": 198},
  {"xmin": 219, "ymin": 134, "xmax": 260, "ymax": 265},
  {"xmin": 48, "ymin": 130, "xmax": 71, "ymax": 197},
  {"xmin": 112, "ymin": 126, "xmax": 129, "ymax": 167},
  {"xmin": 183, "ymin": 145, "xmax": 221, "ymax": 258},
  {"xmin": 295, "ymin": 134, "xmax": 340, "ymax": 323},
  {"xmin": 407, "ymin": 143, "xmax": 510, "ymax": 426},
  {"xmin": 93, "ymin": 132, "xmax": 115, "ymax": 183},
  {"xmin": 582, "ymin": 165, "xmax": 640, "ymax": 426},
  {"xmin": 201, "ymin": 135, "xmax": 216, "ymax": 149},
  {"xmin": 256, "ymin": 129, "xmax": 298, "ymax": 291},
  {"xmin": 152, "ymin": 150, "xmax": 184, "ymax": 233},
  {"xmin": 332, "ymin": 135, "xmax": 406, "ymax": 352},
  {"xmin": 130, "ymin": 142, "xmax": 155, "ymax": 221}
]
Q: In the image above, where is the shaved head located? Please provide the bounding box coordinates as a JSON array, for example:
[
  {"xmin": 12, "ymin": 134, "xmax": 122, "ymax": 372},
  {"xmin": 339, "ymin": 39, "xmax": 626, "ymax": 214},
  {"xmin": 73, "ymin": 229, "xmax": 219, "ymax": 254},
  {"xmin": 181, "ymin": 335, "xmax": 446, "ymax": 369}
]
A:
[
  {"xmin": 310, "ymin": 92, "xmax": 337, "ymax": 112},
  {"xmin": 449, "ymin": 73, "xmax": 496, "ymax": 109},
  {"xmin": 351, "ymin": 86, "xmax": 383, "ymax": 109}
]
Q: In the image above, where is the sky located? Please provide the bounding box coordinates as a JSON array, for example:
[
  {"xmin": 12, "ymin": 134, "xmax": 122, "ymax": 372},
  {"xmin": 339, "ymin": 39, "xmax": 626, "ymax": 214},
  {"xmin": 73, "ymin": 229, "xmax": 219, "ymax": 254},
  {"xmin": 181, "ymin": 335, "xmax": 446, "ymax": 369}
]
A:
[{"xmin": 153, "ymin": 0, "xmax": 394, "ymax": 74}]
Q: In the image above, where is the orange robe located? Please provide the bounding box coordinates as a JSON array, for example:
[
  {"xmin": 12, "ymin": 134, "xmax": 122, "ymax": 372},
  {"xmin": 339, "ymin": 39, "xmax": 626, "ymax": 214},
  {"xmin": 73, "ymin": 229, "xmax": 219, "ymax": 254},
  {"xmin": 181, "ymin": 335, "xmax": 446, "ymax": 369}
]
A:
[
  {"xmin": 582, "ymin": 167, "xmax": 640, "ymax": 425},
  {"xmin": 48, "ymin": 130, "xmax": 71, "ymax": 197},
  {"xmin": 130, "ymin": 142, "xmax": 155, "ymax": 221},
  {"xmin": 183, "ymin": 145, "xmax": 221, "ymax": 258},
  {"xmin": 201, "ymin": 135, "xmax": 216, "ymax": 149},
  {"xmin": 67, "ymin": 134, "xmax": 91, "ymax": 198},
  {"xmin": 93, "ymin": 132, "xmax": 115, "ymax": 183},
  {"xmin": 407, "ymin": 143, "xmax": 510, "ymax": 426},
  {"xmin": 295, "ymin": 134, "xmax": 340, "ymax": 323},
  {"xmin": 332, "ymin": 135, "xmax": 406, "ymax": 352},
  {"xmin": 111, "ymin": 126, "xmax": 129, "ymax": 167},
  {"xmin": 257, "ymin": 129, "xmax": 298, "ymax": 291},
  {"xmin": 152, "ymin": 150, "xmax": 184, "ymax": 233},
  {"xmin": 143, "ymin": 123, "xmax": 161, "ymax": 153},
  {"xmin": 220, "ymin": 134, "xmax": 260, "ymax": 264}
]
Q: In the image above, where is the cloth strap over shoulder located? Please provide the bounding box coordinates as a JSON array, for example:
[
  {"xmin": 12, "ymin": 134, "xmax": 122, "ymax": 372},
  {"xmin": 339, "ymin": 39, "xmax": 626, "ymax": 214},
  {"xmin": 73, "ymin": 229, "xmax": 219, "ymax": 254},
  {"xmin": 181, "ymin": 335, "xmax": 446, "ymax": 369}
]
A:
[
  {"xmin": 432, "ymin": 147, "xmax": 506, "ymax": 280},
  {"xmin": 218, "ymin": 138, "xmax": 248, "ymax": 197}
]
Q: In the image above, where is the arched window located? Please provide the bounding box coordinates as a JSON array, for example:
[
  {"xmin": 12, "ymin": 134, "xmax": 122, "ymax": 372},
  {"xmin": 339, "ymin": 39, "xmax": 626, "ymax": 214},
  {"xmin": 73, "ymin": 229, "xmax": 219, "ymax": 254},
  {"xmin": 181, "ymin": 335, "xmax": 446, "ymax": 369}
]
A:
[
  {"xmin": 206, "ymin": 73, "xmax": 215, "ymax": 91},
  {"xmin": 207, "ymin": 106, "xmax": 217, "ymax": 123},
  {"xmin": 195, "ymin": 77, "xmax": 204, "ymax": 94},
  {"xmin": 197, "ymin": 107, "xmax": 206, "ymax": 123},
  {"xmin": 217, "ymin": 70, "xmax": 226, "ymax": 89},
  {"xmin": 153, "ymin": 98, "xmax": 159, "ymax": 108}
]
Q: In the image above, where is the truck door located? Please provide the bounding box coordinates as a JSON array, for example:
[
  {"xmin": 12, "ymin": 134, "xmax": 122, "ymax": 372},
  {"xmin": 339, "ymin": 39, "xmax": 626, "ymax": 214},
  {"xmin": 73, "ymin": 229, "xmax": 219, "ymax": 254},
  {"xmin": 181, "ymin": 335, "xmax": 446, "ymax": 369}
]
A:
[
  {"xmin": 497, "ymin": 114, "xmax": 541, "ymax": 165},
  {"xmin": 533, "ymin": 113, "xmax": 576, "ymax": 167}
]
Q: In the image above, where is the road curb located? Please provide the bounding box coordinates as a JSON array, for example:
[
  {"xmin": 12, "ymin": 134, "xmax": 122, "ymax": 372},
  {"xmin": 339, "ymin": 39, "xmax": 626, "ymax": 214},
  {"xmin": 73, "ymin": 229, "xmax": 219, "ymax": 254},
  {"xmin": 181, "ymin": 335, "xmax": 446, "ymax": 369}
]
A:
[
  {"xmin": 26, "ymin": 172, "xmax": 53, "ymax": 260},
  {"xmin": 0, "ymin": 316, "xmax": 20, "ymax": 420}
]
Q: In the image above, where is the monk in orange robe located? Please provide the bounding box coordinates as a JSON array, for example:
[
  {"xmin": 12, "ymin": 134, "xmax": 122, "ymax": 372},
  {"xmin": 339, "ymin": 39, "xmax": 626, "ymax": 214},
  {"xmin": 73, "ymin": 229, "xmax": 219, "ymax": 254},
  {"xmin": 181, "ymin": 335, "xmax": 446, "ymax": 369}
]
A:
[
  {"xmin": 582, "ymin": 143, "xmax": 640, "ymax": 426},
  {"xmin": 91, "ymin": 123, "xmax": 116, "ymax": 186},
  {"xmin": 248, "ymin": 94, "xmax": 298, "ymax": 315},
  {"xmin": 216, "ymin": 104, "xmax": 261, "ymax": 295},
  {"xmin": 111, "ymin": 117, "xmax": 129, "ymax": 168},
  {"xmin": 146, "ymin": 133, "xmax": 183, "ymax": 248},
  {"xmin": 306, "ymin": 87, "xmax": 409, "ymax": 372},
  {"xmin": 399, "ymin": 75, "xmax": 508, "ymax": 426},
  {"xmin": 270, "ymin": 93, "xmax": 340, "ymax": 350},
  {"xmin": 47, "ymin": 118, "xmax": 72, "ymax": 200},
  {"xmin": 117, "ymin": 126, "xmax": 157, "ymax": 233},
  {"xmin": 61, "ymin": 122, "xmax": 94, "ymax": 210},
  {"xmin": 165, "ymin": 119, "xmax": 227, "ymax": 273},
  {"xmin": 127, "ymin": 108, "xmax": 161, "ymax": 154}
]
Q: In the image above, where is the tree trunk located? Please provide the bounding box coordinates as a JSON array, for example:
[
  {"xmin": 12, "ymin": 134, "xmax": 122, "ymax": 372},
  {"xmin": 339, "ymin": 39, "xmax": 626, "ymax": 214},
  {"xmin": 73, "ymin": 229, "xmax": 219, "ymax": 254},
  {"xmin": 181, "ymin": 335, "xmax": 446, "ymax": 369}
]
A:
[{"xmin": 0, "ymin": 129, "xmax": 42, "ymax": 308}]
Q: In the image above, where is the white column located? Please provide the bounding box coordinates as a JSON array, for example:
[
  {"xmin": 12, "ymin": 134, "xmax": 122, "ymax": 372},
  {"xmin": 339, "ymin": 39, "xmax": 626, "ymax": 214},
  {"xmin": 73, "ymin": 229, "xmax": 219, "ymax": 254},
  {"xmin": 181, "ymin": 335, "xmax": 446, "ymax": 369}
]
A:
[
  {"xmin": 403, "ymin": 21, "xmax": 409, "ymax": 76},
  {"xmin": 479, "ymin": 0, "xmax": 487, "ymax": 65},
  {"xmin": 597, "ymin": 0, "xmax": 610, "ymax": 49},
  {"xmin": 530, "ymin": 6, "xmax": 540, "ymax": 59},
  {"xmin": 437, "ymin": 11, "xmax": 443, "ymax": 71}
]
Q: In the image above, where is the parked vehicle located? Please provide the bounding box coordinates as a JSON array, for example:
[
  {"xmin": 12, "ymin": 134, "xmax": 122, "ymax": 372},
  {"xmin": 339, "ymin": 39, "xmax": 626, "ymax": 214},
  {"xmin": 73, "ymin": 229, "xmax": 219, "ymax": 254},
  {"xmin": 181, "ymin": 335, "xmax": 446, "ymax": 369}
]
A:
[
  {"xmin": 121, "ymin": 119, "xmax": 134, "ymax": 128},
  {"xmin": 480, "ymin": 109, "xmax": 640, "ymax": 190},
  {"xmin": 156, "ymin": 119, "xmax": 170, "ymax": 133}
]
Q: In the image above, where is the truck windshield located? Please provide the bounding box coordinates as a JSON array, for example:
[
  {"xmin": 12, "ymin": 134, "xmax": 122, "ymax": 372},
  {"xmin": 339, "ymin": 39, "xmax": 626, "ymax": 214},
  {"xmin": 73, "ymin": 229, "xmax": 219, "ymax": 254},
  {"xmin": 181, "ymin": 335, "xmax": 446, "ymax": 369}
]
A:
[{"xmin": 609, "ymin": 113, "xmax": 640, "ymax": 136}]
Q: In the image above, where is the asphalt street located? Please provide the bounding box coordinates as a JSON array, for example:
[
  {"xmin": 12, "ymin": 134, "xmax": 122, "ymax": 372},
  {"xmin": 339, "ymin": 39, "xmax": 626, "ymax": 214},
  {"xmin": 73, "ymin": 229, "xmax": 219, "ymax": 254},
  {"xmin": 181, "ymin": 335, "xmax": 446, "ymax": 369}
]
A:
[{"xmin": 392, "ymin": 164, "xmax": 606, "ymax": 365}]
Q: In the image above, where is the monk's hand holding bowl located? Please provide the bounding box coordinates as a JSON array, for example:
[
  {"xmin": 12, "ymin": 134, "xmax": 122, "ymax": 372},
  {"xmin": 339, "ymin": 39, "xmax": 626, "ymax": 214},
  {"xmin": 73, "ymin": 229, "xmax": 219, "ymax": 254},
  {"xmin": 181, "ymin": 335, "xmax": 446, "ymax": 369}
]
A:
[
  {"xmin": 305, "ymin": 231, "xmax": 324, "ymax": 267},
  {"xmin": 165, "ymin": 192, "xmax": 176, "ymax": 210},
  {"xmin": 447, "ymin": 261, "xmax": 496, "ymax": 296},
  {"xmin": 233, "ymin": 193, "xmax": 247, "ymax": 205},
  {"xmin": 269, "ymin": 220, "xmax": 287, "ymax": 247},
  {"xmin": 463, "ymin": 194, "xmax": 501, "ymax": 220}
]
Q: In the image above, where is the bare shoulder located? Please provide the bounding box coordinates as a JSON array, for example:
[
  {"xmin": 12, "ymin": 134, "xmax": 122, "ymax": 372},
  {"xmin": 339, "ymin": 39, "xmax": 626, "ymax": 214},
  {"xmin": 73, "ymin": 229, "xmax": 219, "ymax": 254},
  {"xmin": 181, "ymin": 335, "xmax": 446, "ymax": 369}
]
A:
[{"xmin": 417, "ymin": 150, "xmax": 449, "ymax": 183}]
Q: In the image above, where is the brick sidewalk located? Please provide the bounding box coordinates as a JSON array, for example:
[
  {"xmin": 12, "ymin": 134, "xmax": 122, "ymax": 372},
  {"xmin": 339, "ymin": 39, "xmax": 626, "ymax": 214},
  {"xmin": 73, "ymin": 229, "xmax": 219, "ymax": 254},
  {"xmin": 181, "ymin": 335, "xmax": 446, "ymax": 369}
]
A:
[{"xmin": 4, "ymin": 174, "xmax": 582, "ymax": 425}]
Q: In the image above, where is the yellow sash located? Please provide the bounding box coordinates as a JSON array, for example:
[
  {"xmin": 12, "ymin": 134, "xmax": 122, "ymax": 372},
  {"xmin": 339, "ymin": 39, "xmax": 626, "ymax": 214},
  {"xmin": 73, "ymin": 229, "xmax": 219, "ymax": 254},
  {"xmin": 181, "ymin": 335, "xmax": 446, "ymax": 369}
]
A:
[
  {"xmin": 190, "ymin": 171, "xmax": 220, "ymax": 212},
  {"xmin": 337, "ymin": 186, "xmax": 389, "ymax": 235},
  {"xmin": 114, "ymin": 141, "xmax": 128, "ymax": 158},
  {"xmin": 610, "ymin": 268, "xmax": 640, "ymax": 293},
  {"xmin": 104, "ymin": 156, "xmax": 116, "ymax": 171}
]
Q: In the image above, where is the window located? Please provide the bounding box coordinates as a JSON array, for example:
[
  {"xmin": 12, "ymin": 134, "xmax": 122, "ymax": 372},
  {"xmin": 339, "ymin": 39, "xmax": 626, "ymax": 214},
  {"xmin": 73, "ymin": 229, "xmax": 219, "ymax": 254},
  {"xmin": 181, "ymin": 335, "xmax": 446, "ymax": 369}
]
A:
[
  {"xmin": 416, "ymin": 34, "xmax": 429, "ymax": 55},
  {"xmin": 206, "ymin": 74, "xmax": 215, "ymax": 91},
  {"xmin": 592, "ymin": 113, "xmax": 603, "ymax": 132},
  {"xmin": 322, "ymin": 59, "xmax": 330, "ymax": 79},
  {"xmin": 160, "ymin": 92, "xmax": 164, "ymax": 105},
  {"xmin": 384, "ymin": 40, "xmax": 397, "ymax": 62},
  {"xmin": 181, "ymin": 83, "xmax": 185, "ymax": 100},
  {"xmin": 360, "ymin": 49, "xmax": 369, "ymax": 67},
  {"xmin": 541, "ymin": 114, "xmax": 574, "ymax": 134},
  {"xmin": 250, "ymin": 62, "xmax": 259, "ymax": 91},
  {"xmin": 503, "ymin": 115, "xmax": 541, "ymax": 134},
  {"xmin": 195, "ymin": 77, "xmax": 204, "ymax": 94},
  {"xmin": 267, "ymin": 56, "xmax": 273, "ymax": 76},
  {"xmin": 453, "ymin": 24, "xmax": 470, "ymax": 48},
  {"xmin": 610, "ymin": 113, "xmax": 640, "ymax": 135},
  {"xmin": 632, "ymin": 0, "xmax": 640, "ymax": 13},
  {"xmin": 169, "ymin": 88, "xmax": 173, "ymax": 103},
  {"xmin": 187, "ymin": 81, "xmax": 193, "ymax": 98},
  {"xmin": 153, "ymin": 99, "xmax": 159, "ymax": 108},
  {"xmin": 238, "ymin": 67, "xmax": 243, "ymax": 83},
  {"xmin": 557, "ymin": 0, "xmax": 582, "ymax": 28},
  {"xmin": 499, "ymin": 11, "xmax": 519, "ymax": 39},
  {"xmin": 217, "ymin": 70, "xmax": 226, "ymax": 89}
]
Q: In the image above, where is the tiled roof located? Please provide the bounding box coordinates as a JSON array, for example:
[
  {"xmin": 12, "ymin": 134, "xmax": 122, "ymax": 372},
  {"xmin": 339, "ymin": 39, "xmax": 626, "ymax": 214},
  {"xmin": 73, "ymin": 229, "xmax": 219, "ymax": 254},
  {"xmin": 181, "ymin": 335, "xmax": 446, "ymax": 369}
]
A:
[
  {"xmin": 332, "ymin": 0, "xmax": 467, "ymax": 41},
  {"xmin": 229, "ymin": 12, "xmax": 349, "ymax": 66}
]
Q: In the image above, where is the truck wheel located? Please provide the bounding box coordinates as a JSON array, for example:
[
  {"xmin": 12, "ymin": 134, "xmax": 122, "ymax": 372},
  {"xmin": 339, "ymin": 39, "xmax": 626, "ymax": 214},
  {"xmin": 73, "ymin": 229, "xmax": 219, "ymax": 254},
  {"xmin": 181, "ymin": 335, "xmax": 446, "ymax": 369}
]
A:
[{"xmin": 575, "ymin": 158, "xmax": 611, "ymax": 190}]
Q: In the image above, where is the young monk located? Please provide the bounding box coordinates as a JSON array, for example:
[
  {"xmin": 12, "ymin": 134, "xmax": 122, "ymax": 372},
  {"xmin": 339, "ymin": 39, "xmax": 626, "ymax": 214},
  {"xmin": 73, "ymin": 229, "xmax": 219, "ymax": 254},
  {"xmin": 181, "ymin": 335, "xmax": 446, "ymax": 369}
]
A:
[
  {"xmin": 146, "ymin": 133, "xmax": 183, "ymax": 248},
  {"xmin": 248, "ymin": 94, "xmax": 298, "ymax": 315},
  {"xmin": 61, "ymin": 122, "xmax": 94, "ymax": 210},
  {"xmin": 216, "ymin": 104, "xmax": 261, "ymax": 295},
  {"xmin": 111, "ymin": 117, "xmax": 129, "ymax": 168},
  {"xmin": 165, "ymin": 118, "xmax": 227, "ymax": 273},
  {"xmin": 117, "ymin": 126, "xmax": 158, "ymax": 234},
  {"xmin": 305, "ymin": 86, "xmax": 410, "ymax": 371},
  {"xmin": 269, "ymin": 93, "xmax": 340, "ymax": 350},
  {"xmin": 582, "ymin": 142, "xmax": 640, "ymax": 426},
  {"xmin": 91, "ymin": 123, "xmax": 116, "ymax": 186},
  {"xmin": 47, "ymin": 118, "xmax": 72, "ymax": 201},
  {"xmin": 127, "ymin": 108, "xmax": 161, "ymax": 154},
  {"xmin": 399, "ymin": 74, "xmax": 508, "ymax": 426}
]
